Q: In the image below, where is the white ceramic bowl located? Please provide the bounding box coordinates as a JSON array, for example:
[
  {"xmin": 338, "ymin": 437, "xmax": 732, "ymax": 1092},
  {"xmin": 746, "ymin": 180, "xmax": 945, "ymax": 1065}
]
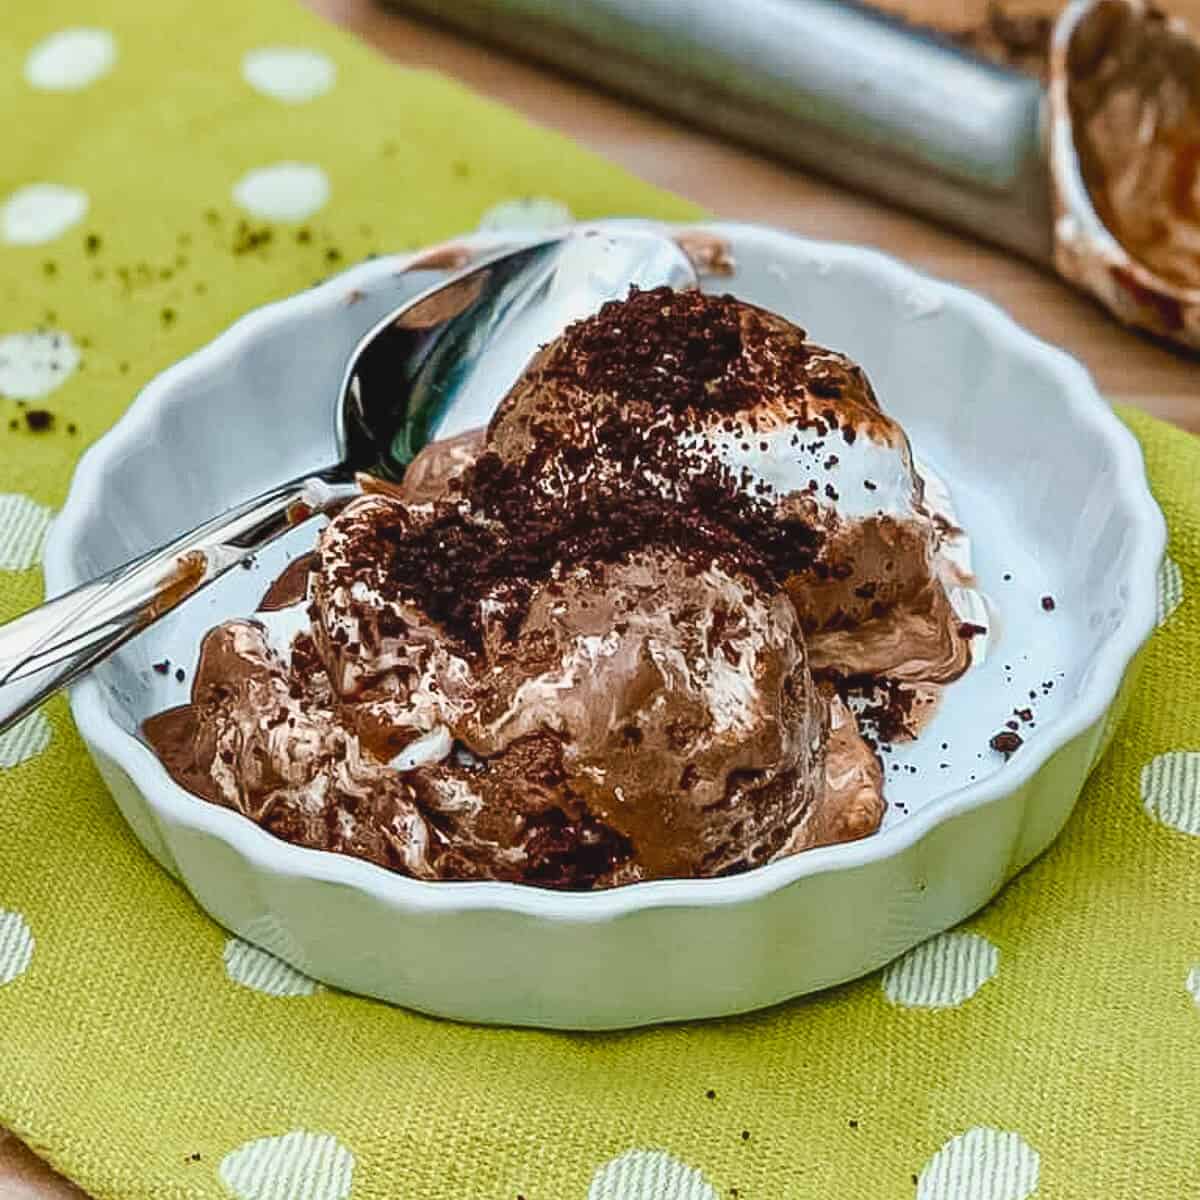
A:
[{"xmin": 44, "ymin": 222, "xmax": 1165, "ymax": 1029}]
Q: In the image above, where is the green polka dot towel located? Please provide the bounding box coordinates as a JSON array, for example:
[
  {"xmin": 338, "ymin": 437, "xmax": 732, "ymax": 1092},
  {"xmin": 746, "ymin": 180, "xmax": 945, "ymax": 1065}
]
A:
[{"xmin": 1, "ymin": 1, "xmax": 1198, "ymax": 1197}]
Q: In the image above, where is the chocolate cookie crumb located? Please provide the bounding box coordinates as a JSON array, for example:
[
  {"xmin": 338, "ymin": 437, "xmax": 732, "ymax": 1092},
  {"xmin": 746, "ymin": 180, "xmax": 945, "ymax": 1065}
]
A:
[
  {"xmin": 989, "ymin": 730, "xmax": 1023, "ymax": 757},
  {"xmin": 706, "ymin": 1089, "xmax": 717, "ymax": 1100},
  {"xmin": 958, "ymin": 621, "xmax": 987, "ymax": 638},
  {"xmin": 175, "ymin": 668, "xmax": 185, "ymax": 682},
  {"xmin": 24, "ymin": 409, "xmax": 54, "ymax": 432},
  {"xmin": 1041, "ymin": 594, "xmax": 1055, "ymax": 611},
  {"xmin": 152, "ymin": 660, "xmax": 170, "ymax": 675}
]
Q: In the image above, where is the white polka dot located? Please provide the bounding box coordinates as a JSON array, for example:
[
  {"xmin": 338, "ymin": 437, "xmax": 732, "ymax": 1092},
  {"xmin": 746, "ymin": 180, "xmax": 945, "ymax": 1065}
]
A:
[
  {"xmin": 917, "ymin": 1127, "xmax": 1039, "ymax": 1200},
  {"xmin": 0, "ymin": 330, "xmax": 80, "ymax": 400},
  {"xmin": 25, "ymin": 28, "xmax": 116, "ymax": 91},
  {"xmin": 232, "ymin": 163, "xmax": 330, "ymax": 222},
  {"xmin": 243, "ymin": 48, "xmax": 336, "ymax": 103},
  {"xmin": 1, "ymin": 184, "xmax": 88, "ymax": 246},
  {"xmin": 0, "ymin": 711, "xmax": 52, "ymax": 769},
  {"xmin": 219, "ymin": 1131, "xmax": 354, "ymax": 1200},
  {"xmin": 477, "ymin": 197, "xmax": 572, "ymax": 232},
  {"xmin": 223, "ymin": 937, "xmax": 320, "ymax": 997},
  {"xmin": 1141, "ymin": 751, "xmax": 1200, "ymax": 836},
  {"xmin": 1158, "ymin": 556, "xmax": 1183, "ymax": 627},
  {"xmin": 882, "ymin": 932, "xmax": 999, "ymax": 1009},
  {"xmin": 0, "ymin": 495, "xmax": 53, "ymax": 571},
  {"xmin": 588, "ymin": 1150, "xmax": 717, "ymax": 1200},
  {"xmin": 0, "ymin": 910, "xmax": 34, "ymax": 987},
  {"xmin": 1187, "ymin": 965, "xmax": 1200, "ymax": 1006}
]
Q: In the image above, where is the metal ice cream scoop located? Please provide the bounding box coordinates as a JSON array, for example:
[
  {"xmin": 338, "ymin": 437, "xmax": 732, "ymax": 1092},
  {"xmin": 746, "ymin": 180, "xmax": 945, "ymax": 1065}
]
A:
[
  {"xmin": 1048, "ymin": 0, "xmax": 1200, "ymax": 348},
  {"xmin": 392, "ymin": 0, "xmax": 1200, "ymax": 348},
  {"xmin": 0, "ymin": 230, "xmax": 698, "ymax": 733},
  {"xmin": 388, "ymin": 0, "xmax": 1057, "ymax": 262}
]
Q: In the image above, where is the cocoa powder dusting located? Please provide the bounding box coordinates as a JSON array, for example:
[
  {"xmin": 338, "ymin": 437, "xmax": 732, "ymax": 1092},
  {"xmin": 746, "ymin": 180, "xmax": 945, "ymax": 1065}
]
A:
[
  {"xmin": 343, "ymin": 288, "xmax": 826, "ymax": 651},
  {"xmin": 990, "ymin": 730, "xmax": 1023, "ymax": 757}
]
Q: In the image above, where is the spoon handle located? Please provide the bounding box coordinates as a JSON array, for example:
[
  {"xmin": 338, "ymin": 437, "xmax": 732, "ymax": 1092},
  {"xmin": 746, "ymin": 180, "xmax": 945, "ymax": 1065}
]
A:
[{"xmin": 0, "ymin": 471, "xmax": 357, "ymax": 734}]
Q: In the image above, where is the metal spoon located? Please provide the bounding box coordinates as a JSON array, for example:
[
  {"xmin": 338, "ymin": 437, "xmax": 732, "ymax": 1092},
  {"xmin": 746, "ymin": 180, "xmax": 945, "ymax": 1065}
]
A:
[{"xmin": 0, "ymin": 230, "xmax": 698, "ymax": 732}]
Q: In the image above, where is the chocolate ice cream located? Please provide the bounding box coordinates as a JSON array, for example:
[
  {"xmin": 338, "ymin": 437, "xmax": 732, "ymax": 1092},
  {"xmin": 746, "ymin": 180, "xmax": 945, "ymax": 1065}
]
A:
[{"xmin": 146, "ymin": 288, "xmax": 981, "ymax": 889}]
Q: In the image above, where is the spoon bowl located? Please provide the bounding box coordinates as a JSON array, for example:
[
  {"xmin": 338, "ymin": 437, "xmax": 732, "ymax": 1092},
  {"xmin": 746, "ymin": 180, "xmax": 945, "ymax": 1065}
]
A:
[{"xmin": 342, "ymin": 231, "xmax": 697, "ymax": 478}]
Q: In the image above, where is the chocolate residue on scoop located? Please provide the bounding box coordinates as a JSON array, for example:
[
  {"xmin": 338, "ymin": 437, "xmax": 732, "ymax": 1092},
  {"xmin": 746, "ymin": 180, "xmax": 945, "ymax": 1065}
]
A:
[
  {"xmin": 949, "ymin": 3, "xmax": 1055, "ymax": 79},
  {"xmin": 873, "ymin": 0, "xmax": 1054, "ymax": 79},
  {"xmin": 1050, "ymin": 0, "xmax": 1200, "ymax": 346},
  {"xmin": 1068, "ymin": 1, "xmax": 1200, "ymax": 291}
]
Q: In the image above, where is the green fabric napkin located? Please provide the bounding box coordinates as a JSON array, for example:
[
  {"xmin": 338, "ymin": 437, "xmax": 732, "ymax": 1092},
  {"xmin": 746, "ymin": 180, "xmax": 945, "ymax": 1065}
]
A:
[{"xmin": 1, "ymin": 2, "xmax": 1198, "ymax": 1198}]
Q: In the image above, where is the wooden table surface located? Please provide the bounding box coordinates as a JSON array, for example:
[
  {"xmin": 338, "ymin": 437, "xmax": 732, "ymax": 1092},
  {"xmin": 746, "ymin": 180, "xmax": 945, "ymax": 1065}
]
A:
[{"xmin": 3, "ymin": 0, "xmax": 1197, "ymax": 1195}]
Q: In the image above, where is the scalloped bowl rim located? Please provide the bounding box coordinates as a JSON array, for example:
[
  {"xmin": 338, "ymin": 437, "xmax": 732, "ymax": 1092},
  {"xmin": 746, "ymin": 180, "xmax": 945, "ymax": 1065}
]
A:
[{"xmin": 43, "ymin": 220, "xmax": 1166, "ymax": 923}]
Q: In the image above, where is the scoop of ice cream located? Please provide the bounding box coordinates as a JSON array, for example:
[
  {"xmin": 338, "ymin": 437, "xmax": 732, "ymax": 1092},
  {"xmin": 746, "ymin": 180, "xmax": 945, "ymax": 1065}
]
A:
[
  {"xmin": 146, "ymin": 497, "xmax": 882, "ymax": 887},
  {"xmin": 459, "ymin": 550, "xmax": 825, "ymax": 878},
  {"xmin": 142, "ymin": 620, "xmax": 438, "ymax": 879},
  {"xmin": 485, "ymin": 287, "xmax": 974, "ymax": 682},
  {"xmin": 306, "ymin": 481, "xmax": 874, "ymax": 880}
]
